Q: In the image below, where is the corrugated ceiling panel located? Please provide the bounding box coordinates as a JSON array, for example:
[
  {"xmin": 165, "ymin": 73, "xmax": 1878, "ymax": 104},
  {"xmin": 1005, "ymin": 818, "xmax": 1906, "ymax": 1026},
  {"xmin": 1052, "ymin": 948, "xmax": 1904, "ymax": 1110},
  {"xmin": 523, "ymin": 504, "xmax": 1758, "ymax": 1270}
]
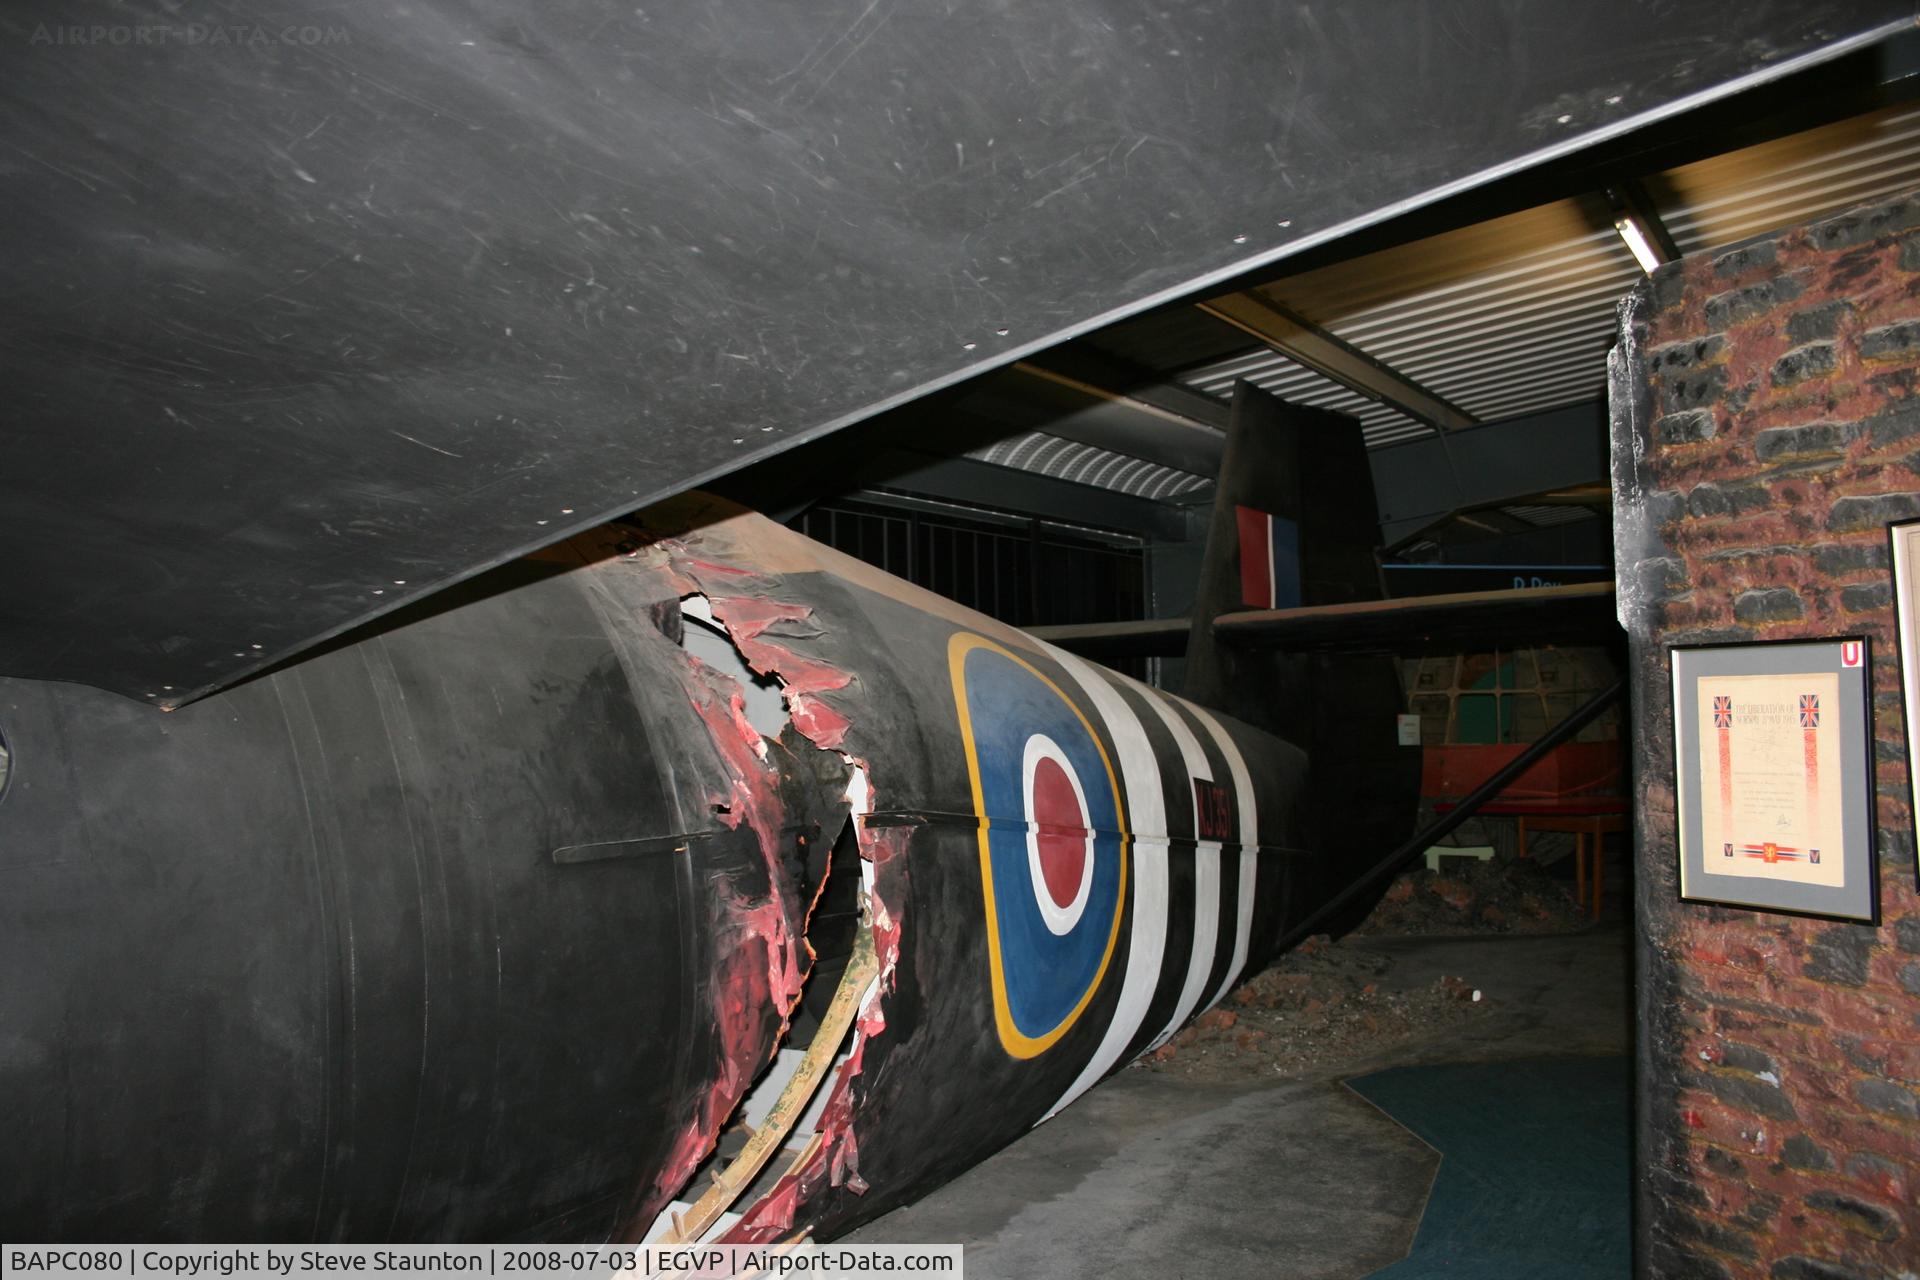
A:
[
  {"xmin": 1270, "ymin": 197, "xmax": 1617, "ymax": 322},
  {"xmin": 1158, "ymin": 103, "xmax": 1920, "ymax": 452},
  {"xmin": 1175, "ymin": 350, "xmax": 1433, "ymax": 446},
  {"xmin": 1284, "ymin": 227, "xmax": 1638, "ymax": 424},
  {"xmin": 1663, "ymin": 103, "xmax": 1920, "ymax": 253},
  {"xmin": 1081, "ymin": 102, "xmax": 1920, "ymax": 486},
  {"xmin": 1163, "ymin": 195, "xmax": 1639, "ymax": 440},
  {"xmin": 967, "ymin": 431, "xmax": 1212, "ymax": 501}
]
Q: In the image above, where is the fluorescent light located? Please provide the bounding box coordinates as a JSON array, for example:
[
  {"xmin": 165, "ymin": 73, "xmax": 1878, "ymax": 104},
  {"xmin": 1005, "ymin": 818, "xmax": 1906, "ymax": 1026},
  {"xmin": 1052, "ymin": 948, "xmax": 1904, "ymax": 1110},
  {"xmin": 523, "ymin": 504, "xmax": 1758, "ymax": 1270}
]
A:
[{"xmin": 1614, "ymin": 215, "xmax": 1661, "ymax": 275}]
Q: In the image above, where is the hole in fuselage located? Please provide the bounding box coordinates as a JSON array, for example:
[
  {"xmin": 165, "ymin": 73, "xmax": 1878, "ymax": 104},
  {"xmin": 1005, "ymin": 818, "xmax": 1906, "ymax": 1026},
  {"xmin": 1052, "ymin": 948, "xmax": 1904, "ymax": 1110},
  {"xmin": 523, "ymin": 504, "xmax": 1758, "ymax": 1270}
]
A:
[
  {"xmin": 677, "ymin": 597, "xmax": 789, "ymax": 739},
  {"xmin": 790, "ymin": 817, "xmax": 865, "ymax": 1043},
  {"xmin": 640, "ymin": 815, "xmax": 867, "ymax": 1242},
  {"xmin": 643, "ymin": 597, "xmax": 869, "ymax": 1242}
]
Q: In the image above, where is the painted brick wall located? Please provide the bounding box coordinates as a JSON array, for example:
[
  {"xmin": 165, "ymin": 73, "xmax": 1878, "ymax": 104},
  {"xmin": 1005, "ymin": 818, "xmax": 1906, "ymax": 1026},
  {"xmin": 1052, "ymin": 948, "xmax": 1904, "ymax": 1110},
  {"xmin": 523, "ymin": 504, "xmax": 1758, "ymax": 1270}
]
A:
[{"xmin": 1613, "ymin": 191, "xmax": 1920, "ymax": 1279}]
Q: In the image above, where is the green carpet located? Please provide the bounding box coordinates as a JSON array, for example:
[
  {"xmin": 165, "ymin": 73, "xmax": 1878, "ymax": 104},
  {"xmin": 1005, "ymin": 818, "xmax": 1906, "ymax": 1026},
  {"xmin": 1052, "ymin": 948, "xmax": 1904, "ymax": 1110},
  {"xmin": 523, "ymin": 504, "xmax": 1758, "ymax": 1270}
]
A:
[{"xmin": 1346, "ymin": 1057, "xmax": 1631, "ymax": 1279}]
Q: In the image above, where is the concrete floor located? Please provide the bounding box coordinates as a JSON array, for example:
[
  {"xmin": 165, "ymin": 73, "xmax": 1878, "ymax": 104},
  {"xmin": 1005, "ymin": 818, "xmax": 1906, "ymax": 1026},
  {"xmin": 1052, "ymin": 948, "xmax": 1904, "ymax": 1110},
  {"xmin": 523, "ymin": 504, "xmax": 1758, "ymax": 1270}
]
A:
[{"xmin": 846, "ymin": 923, "xmax": 1633, "ymax": 1278}]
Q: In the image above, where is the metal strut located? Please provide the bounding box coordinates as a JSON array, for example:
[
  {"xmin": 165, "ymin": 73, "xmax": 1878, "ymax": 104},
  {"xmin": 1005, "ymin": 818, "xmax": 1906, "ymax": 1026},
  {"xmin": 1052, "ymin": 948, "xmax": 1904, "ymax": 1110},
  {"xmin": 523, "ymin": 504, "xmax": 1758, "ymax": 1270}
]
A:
[{"xmin": 1273, "ymin": 677, "xmax": 1627, "ymax": 952}]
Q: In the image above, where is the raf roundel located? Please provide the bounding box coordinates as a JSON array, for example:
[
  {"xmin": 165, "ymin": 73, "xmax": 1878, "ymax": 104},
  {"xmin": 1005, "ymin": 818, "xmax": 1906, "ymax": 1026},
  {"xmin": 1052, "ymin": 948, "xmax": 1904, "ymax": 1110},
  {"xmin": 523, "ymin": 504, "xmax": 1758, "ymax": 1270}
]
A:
[
  {"xmin": 1023, "ymin": 733, "xmax": 1096, "ymax": 936},
  {"xmin": 949, "ymin": 633, "xmax": 1126, "ymax": 1059}
]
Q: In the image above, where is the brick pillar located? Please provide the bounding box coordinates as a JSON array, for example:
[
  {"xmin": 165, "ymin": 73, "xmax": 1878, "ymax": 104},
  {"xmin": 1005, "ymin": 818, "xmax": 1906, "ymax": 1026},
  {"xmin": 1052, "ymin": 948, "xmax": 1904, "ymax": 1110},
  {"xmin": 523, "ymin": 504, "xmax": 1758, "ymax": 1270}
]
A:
[{"xmin": 1614, "ymin": 193, "xmax": 1920, "ymax": 1278}]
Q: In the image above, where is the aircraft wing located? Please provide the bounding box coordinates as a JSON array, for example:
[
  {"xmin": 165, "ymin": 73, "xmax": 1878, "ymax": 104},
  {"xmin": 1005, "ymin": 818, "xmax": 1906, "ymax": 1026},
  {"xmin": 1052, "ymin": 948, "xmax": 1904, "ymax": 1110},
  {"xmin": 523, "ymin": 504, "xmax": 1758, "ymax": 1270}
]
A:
[{"xmin": 0, "ymin": 3, "xmax": 1902, "ymax": 705}]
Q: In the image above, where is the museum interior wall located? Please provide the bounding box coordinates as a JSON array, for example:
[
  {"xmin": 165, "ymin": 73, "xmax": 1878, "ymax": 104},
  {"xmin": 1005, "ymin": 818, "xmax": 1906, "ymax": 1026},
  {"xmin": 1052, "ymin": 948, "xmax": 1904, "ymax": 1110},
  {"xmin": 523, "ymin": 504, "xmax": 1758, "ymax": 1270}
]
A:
[{"xmin": 1613, "ymin": 189, "xmax": 1920, "ymax": 1277}]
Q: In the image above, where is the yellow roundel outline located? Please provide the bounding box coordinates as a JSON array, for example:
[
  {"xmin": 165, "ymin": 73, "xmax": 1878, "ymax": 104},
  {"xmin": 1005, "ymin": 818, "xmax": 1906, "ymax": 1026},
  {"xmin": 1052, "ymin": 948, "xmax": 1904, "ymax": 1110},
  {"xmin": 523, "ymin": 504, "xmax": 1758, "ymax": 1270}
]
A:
[{"xmin": 948, "ymin": 631, "xmax": 1129, "ymax": 1059}]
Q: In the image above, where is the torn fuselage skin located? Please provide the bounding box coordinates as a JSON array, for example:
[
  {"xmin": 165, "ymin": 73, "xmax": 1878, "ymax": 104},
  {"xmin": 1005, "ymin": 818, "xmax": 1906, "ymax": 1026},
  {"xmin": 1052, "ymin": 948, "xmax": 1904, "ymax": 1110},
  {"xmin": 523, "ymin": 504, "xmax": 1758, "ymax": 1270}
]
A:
[
  {"xmin": 625, "ymin": 495, "xmax": 1318, "ymax": 1244},
  {"xmin": 621, "ymin": 541, "xmax": 879, "ymax": 1241},
  {"xmin": 0, "ymin": 521, "xmax": 853, "ymax": 1240},
  {"xmin": 614, "ymin": 574, "xmax": 859, "ymax": 1239},
  {"xmin": 0, "ymin": 492, "xmax": 1315, "ymax": 1242}
]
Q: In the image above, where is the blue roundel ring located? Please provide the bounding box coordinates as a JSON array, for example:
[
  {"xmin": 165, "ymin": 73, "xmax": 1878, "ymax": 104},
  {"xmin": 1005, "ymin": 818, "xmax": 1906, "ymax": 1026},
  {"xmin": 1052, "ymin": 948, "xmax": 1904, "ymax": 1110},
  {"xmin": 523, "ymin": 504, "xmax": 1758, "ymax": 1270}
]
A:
[{"xmin": 948, "ymin": 633, "xmax": 1127, "ymax": 1058}]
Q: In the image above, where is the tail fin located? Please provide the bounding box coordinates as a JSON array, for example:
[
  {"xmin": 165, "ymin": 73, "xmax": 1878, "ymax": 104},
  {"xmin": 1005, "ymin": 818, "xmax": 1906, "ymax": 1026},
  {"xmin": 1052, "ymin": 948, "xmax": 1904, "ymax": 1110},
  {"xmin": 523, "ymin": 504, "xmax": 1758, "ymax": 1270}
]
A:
[{"xmin": 1184, "ymin": 382, "xmax": 1421, "ymax": 931}]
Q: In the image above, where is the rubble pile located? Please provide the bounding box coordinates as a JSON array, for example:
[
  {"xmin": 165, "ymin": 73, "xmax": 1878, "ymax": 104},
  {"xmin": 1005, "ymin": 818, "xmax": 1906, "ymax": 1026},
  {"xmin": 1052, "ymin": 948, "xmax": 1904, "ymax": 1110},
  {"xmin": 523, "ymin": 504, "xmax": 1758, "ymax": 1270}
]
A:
[
  {"xmin": 1136, "ymin": 933, "xmax": 1489, "ymax": 1082},
  {"xmin": 1136, "ymin": 854, "xmax": 1594, "ymax": 1084},
  {"xmin": 1353, "ymin": 855, "xmax": 1590, "ymax": 937}
]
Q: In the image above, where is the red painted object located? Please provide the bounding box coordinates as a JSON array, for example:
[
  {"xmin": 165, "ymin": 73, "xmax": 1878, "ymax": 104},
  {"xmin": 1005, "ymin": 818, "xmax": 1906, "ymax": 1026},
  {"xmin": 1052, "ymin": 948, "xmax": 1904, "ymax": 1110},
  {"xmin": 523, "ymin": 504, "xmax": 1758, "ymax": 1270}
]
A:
[{"xmin": 1422, "ymin": 740, "xmax": 1623, "ymax": 801}]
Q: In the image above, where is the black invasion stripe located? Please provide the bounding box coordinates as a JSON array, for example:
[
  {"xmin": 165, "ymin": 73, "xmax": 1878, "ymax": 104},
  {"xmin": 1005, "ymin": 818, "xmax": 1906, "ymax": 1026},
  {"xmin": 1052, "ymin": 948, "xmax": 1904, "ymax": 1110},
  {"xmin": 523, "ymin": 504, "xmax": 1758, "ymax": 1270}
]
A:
[
  {"xmin": 1107, "ymin": 674, "xmax": 1206, "ymax": 1064},
  {"xmin": 1165, "ymin": 697, "xmax": 1245, "ymax": 1017}
]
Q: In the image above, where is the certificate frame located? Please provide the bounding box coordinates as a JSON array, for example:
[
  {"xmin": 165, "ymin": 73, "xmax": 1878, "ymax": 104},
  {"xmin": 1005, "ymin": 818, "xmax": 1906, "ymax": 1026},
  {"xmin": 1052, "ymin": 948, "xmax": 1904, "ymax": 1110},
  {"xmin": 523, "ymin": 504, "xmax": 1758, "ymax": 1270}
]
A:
[
  {"xmin": 1670, "ymin": 637, "xmax": 1876, "ymax": 923},
  {"xmin": 1889, "ymin": 517, "xmax": 1920, "ymax": 891}
]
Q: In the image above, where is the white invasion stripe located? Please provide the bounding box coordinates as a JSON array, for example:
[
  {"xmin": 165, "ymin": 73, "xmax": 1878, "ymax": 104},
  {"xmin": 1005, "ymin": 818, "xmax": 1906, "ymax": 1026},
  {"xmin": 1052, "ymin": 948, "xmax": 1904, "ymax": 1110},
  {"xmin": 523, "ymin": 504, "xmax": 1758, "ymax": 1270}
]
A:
[
  {"xmin": 1042, "ymin": 647, "xmax": 1168, "ymax": 1121},
  {"xmin": 1166, "ymin": 847, "xmax": 1222, "ymax": 1048},
  {"xmin": 1189, "ymin": 704, "xmax": 1260, "ymax": 1007},
  {"xmin": 1121, "ymin": 678, "xmax": 1222, "ymax": 1052}
]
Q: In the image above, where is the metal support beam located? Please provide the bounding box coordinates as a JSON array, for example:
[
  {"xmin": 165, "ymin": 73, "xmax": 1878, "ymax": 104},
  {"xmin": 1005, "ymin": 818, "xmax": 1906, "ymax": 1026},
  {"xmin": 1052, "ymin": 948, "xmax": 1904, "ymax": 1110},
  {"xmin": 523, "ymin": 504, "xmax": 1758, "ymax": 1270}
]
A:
[
  {"xmin": 1015, "ymin": 343, "xmax": 1231, "ymax": 430},
  {"xmin": 1197, "ymin": 292, "xmax": 1479, "ymax": 432},
  {"xmin": 1371, "ymin": 399, "xmax": 1609, "ymax": 546}
]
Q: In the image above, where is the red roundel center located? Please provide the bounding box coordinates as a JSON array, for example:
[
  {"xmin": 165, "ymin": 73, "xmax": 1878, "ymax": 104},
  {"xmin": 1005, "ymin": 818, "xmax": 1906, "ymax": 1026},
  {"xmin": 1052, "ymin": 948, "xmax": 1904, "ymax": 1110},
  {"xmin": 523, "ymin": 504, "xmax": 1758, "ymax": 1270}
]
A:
[{"xmin": 1030, "ymin": 755, "xmax": 1087, "ymax": 908}]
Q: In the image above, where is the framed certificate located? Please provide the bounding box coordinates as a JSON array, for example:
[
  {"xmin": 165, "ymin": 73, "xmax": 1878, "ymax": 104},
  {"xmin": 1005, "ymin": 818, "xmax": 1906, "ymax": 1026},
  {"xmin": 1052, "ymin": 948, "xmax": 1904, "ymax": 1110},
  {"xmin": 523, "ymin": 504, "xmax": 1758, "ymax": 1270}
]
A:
[
  {"xmin": 1890, "ymin": 517, "xmax": 1920, "ymax": 890},
  {"xmin": 1671, "ymin": 638, "xmax": 1876, "ymax": 922}
]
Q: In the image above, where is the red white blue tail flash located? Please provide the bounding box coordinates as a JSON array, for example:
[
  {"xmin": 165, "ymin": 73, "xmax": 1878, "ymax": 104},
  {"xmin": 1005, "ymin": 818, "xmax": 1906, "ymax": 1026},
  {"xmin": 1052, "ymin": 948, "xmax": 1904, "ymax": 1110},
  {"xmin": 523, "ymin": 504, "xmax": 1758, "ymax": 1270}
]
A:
[{"xmin": 1235, "ymin": 505, "xmax": 1301, "ymax": 610}]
